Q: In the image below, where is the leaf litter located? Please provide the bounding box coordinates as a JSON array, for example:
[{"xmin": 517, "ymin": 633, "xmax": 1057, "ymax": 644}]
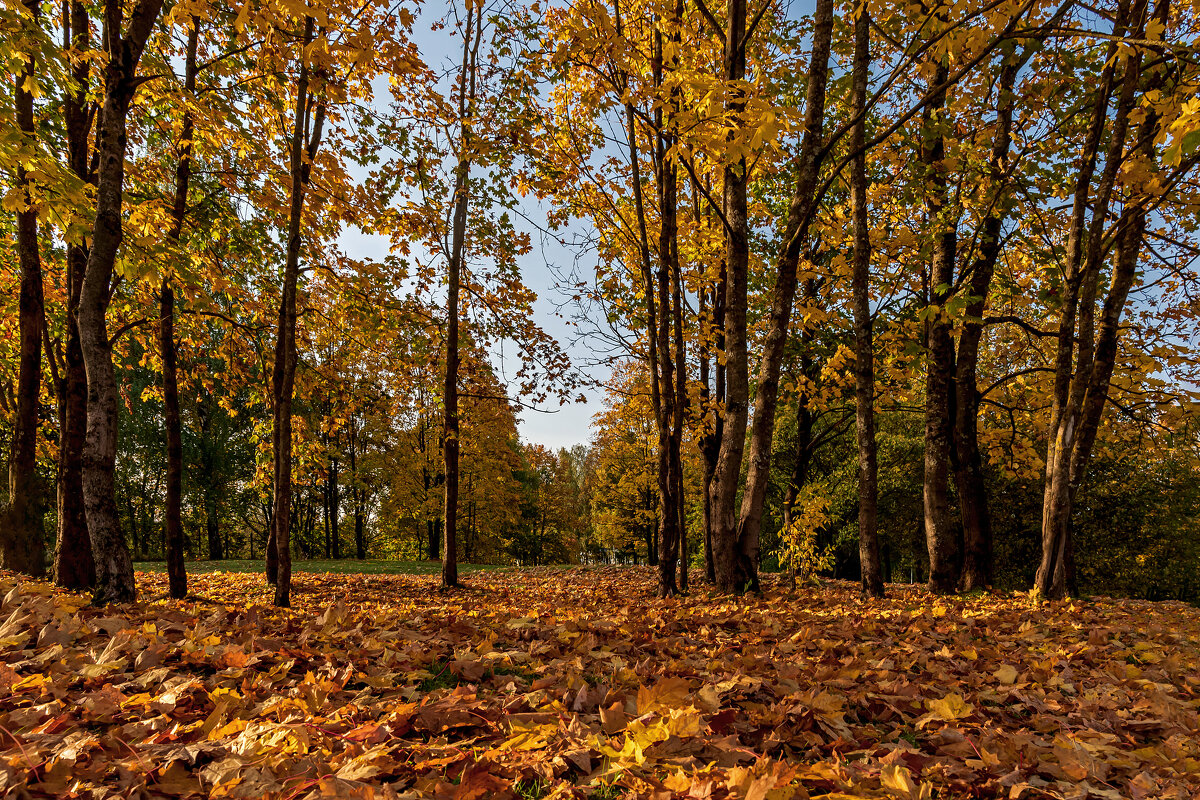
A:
[{"xmin": 1, "ymin": 566, "xmax": 1198, "ymax": 799}]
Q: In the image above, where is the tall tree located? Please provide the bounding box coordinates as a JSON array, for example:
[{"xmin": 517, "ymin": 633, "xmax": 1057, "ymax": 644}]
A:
[
  {"xmin": 732, "ymin": 0, "xmax": 835, "ymax": 593},
  {"xmin": 77, "ymin": 0, "xmax": 166, "ymax": 604},
  {"xmin": 268, "ymin": 15, "xmax": 327, "ymax": 607},
  {"xmin": 52, "ymin": 0, "xmax": 96, "ymax": 590},
  {"xmin": 920, "ymin": 51, "xmax": 959, "ymax": 595},
  {"xmin": 441, "ymin": 2, "xmax": 481, "ymax": 590},
  {"xmin": 849, "ymin": 0, "xmax": 884, "ymax": 598},
  {"xmin": 160, "ymin": 16, "xmax": 201, "ymax": 601},
  {"xmin": 3, "ymin": 0, "xmax": 48, "ymax": 578},
  {"xmin": 708, "ymin": 0, "xmax": 751, "ymax": 594}
]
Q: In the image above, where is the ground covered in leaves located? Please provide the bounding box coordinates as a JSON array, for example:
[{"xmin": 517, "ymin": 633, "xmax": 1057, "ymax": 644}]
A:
[{"xmin": 1, "ymin": 567, "xmax": 1198, "ymax": 799}]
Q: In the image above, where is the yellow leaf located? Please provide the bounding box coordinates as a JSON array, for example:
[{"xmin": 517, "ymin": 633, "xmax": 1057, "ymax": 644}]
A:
[{"xmin": 917, "ymin": 692, "xmax": 975, "ymax": 728}]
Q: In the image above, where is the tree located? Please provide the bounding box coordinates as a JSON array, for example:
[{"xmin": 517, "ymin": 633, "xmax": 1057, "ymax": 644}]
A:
[
  {"xmin": 848, "ymin": 0, "xmax": 883, "ymax": 598},
  {"xmin": 77, "ymin": 0, "xmax": 167, "ymax": 604},
  {"xmin": 2, "ymin": 0, "xmax": 48, "ymax": 578}
]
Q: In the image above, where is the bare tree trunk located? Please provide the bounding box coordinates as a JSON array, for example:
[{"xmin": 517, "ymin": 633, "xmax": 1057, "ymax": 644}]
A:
[
  {"xmin": 1038, "ymin": 0, "xmax": 1161, "ymax": 599},
  {"xmin": 53, "ymin": 0, "xmax": 97, "ymax": 590},
  {"xmin": 442, "ymin": 6, "xmax": 481, "ymax": 590},
  {"xmin": 710, "ymin": 0, "xmax": 750, "ymax": 594},
  {"xmin": 698, "ymin": 247, "xmax": 725, "ymax": 585},
  {"xmin": 161, "ymin": 17, "xmax": 199, "ymax": 600},
  {"xmin": 271, "ymin": 16, "xmax": 326, "ymax": 607},
  {"xmin": 1036, "ymin": 0, "xmax": 1141, "ymax": 599},
  {"xmin": 734, "ymin": 0, "xmax": 835, "ymax": 594},
  {"xmin": 954, "ymin": 55, "xmax": 1022, "ymax": 592},
  {"xmin": 350, "ymin": 420, "xmax": 366, "ymax": 559},
  {"xmin": 4, "ymin": 0, "xmax": 48, "ymax": 578},
  {"xmin": 673, "ymin": 249, "xmax": 688, "ymax": 593},
  {"xmin": 329, "ymin": 453, "xmax": 340, "ymax": 559},
  {"xmin": 651, "ymin": 9, "xmax": 684, "ymax": 598},
  {"xmin": 780, "ymin": 393, "xmax": 812, "ymax": 545},
  {"xmin": 79, "ymin": 0, "xmax": 166, "ymax": 605},
  {"xmin": 850, "ymin": 0, "xmax": 884, "ymax": 599},
  {"xmin": 921, "ymin": 59, "xmax": 960, "ymax": 596}
]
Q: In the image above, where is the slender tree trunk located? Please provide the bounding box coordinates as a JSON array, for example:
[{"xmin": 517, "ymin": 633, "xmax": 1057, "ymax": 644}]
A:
[
  {"xmin": 53, "ymin": 0, "xmax": 97, "ymax": 590},
  {"xmin": 674, "ymin": 256, "xmax": 687, "ymax": 594},
  {"xmin": 954, "ymin": 56, "xmax": 1022, "ymax": 592},
  {"xmin": 651, "ymin": 12, "xmax": 684, "ymax": 598},
  {"xmin": 734, "ymin": 0, "xmax": 835, "ymax": 593},
  {"xmin": 271, "ymin": 16, "xmax": 325, "ymax": 607},
  {"xmin": 850, "ymin": 1, "xmax": 884, "ymax": 599},
  {"xmin": 442, "ymin": 6, "xmax": 482, "ymax": 589},
  {"xmin": 350, "ymin": 422, "xmax": 366, "ymax": 559},
  {"xmin": 698, "ymin": 254, "xmax": 725, "ymax": 585},
  {"xmin": 329, "ymin": 454, "xmax": 340, "ymax": 559},
  {"xmin": 1036, "ymin": 1, "xmax": 1141, "ymax": 599},
  {"xmin": 1039, "ymin": 0, "xmax": 1162, "ymax": 599},
  {"xmin": 780, "ymin": 395, "xmax": 813, "ymax": 544},
  {"xmin": 79, "ymin": 0, "xmax": 166, "ymax": 605},
  {"xmin": 4, "ymin": 0, "xmax": 49, "ymax": 578},
  {"xmin": 161, "ymin": 18, "xmax": 199, "ymax": 600},
  {"xmin": 921, "ymin": 59, "xmax": 960, "ymax": 595},
  {"xmin": 206, "ymin": 493, "xmax": 222, "ymax": 559},
  {"xmin": 710, "ymin": 0, "xmax": 750, "ymax": 593}
]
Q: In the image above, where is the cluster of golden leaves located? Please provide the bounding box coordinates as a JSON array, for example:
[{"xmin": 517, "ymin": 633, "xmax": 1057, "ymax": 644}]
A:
[{"xmin": 1, "ymin": 567, "xmax": 1198, "ymax": 799}]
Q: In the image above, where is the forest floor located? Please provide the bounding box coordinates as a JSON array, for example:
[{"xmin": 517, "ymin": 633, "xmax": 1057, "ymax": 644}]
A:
[{"xmin": 1, "ymin": 567, "xmax": 1198, "ymax": 799}]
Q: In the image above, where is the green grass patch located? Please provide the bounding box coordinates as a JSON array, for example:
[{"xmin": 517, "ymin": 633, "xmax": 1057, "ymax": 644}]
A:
[{"xmin": 133, "ymin": 559, "xmax": 506, "ymax": 576}]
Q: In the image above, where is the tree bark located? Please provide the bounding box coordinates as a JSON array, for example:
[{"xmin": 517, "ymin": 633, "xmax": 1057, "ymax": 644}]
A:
[
  {"xmin": 161, "ymin": 17, "xmax": 199, "ymax": 600},
  {"xmin": 921, "ymin": 59, "xmax": 960, "ymax": 596},
  {"xmin": 350, "ymin": 420, "xmax": 366, "ymax": 558},
  {"xmin": 651, "ymin": 8, "xmax": 684, "ymax": 598},
  {"xmin": 1037, "ymin": 0, "xmax": 1158, "ymax": 599},
  {"xmin": 1036, "ymin": 0, "xmax": 1142, "ymax": 599},
  {"xmin": 329, "ymin": 453, "xmax": 340, "ymax": 559},
  {"xmin": 733, "ymin": 0, "xmax": 835, "ymax": 594},
  {"xmin": 442, "ymin": 5, "xmax": 481, "ymax": 589},
  {"xmin": 271, "ymin": 16, "xmax": 325, "ymax": 607},
  {"xmin": 4, "ymin": 0, "xmax": 49, "ymax": 578},
  {"xmin": 709, "ymin": 0, "xmax": 750, "ymax": 594},
  {"xmin": 953, "ymin": 56, "xmax": 1022, "ymax": 593},
  {"xmin": 78, "ymin": 0, "xmax": 166, "ymax": 605},
  {"xmin": 53, "ymin": 0, "xmax": 97, "ymax": 590},
  {"xmin": 698, "ymin": 239, "xmax": 725, "ymax": 585},
  {"xmin": 850, "ymin": 0, "xmax": 884, "ymax": 599}
]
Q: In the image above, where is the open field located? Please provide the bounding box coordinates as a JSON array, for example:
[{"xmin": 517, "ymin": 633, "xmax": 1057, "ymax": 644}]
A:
[{"xmin": 1, "ymin": 566, "xmax": 1198, "ymax": 798}]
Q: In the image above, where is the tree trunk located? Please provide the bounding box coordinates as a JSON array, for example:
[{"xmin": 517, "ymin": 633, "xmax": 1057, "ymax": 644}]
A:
[
  {"xmin": 698, "ymin": 249, "xmax": 725, "ymax": 586},
  {"xmin": 954, "ymin": 55, "xmax": 1022, "ymax": 592},
  {"xmin": 270, "ymin": 16, "xmax": 325, "ymax": 607},
  {"xmin": 442, "ymin": 4, "xmax": 482, "ymax": 590},
  {"xmin": 710, "ymin": 0, "xmax": 750, "ymax": 594},
  {"xmin": 850, "ymin": 1, "xmax": 884, "ymax": 599},
  {"xmin": 161, "ymin": 18, "xmax": 199, "ymax": 600},
  {"xmin": 350, "ymin": 421, "xmax": 366, "ymax": 559},
  {"xmin": 53, "ymin": 0, "xmax": 97, "ymax": 591},
  {"xmin": 651, "ymin": 11, "xmax": 684, "ymax": 598},
  {"xmin": 1036, "ymin": 2, "xmax": 1141, "ymax": 599},
  {"xmin": 921, "ymin": 59, "xmax": 960, "ymax": 596},
  {"xmin": 329, "ymin": 454, "xmax": 340, "ymax": 559},
  {"xmin": 206, "ymin": 492, "xmax": 222, "ymax": 559},
  {"xmin": 79, "ymin": 0, "xmax": 166, "ymax": 605},
  {"xmin": 1039, "ymin": 0, "xmax": 1162, "ymax": 599},
  {"xmin": 734, "ymin": 0, "xmax": 834, "ymax": 595},
  {"xmin": 4, "ymin": 0, "xmax": 49, "ymax": 578},
  {"xmin": 780, "ymin": 394, "xmax": 813, "ymax": 542}
]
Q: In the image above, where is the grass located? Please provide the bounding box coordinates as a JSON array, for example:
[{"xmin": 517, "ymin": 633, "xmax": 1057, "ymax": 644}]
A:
[{"xmin": 133, "ymin": 558, "xmax": 507, "ymax": 576}]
